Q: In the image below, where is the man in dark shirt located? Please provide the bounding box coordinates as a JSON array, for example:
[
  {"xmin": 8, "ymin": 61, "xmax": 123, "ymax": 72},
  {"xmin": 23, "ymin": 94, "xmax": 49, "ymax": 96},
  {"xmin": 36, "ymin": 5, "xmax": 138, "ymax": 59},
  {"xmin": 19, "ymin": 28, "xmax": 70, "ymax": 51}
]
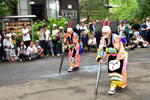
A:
[
  {"xmin": 128, "ymin": 39, "xmax": 136, "ymax": 51},
  {"xmin": 131, "ymin": 20, "xmax": 140, "ymax": 39}
]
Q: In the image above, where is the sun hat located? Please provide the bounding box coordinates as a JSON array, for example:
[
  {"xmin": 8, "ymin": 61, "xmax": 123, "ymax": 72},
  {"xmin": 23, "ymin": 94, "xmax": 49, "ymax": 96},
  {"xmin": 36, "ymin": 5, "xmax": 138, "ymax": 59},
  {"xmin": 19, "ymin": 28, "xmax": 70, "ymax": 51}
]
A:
[
  {"xmin": 53, "ymin": 24, "xmax": 57, "ymax": 28},
  {"xmin": 10, "ymin": 44, "xmax": 14, "ymax": 48},
  {"xmin": 6, "ymin": 34, "xmax": 10, "ymax": 38},
  {"xmin": 59, "ymin": 26, "xmax": 64, "ymax": 29},
  {"xmin": 35, "ymin": 40, "xmax": 40, "ymax": 43}
]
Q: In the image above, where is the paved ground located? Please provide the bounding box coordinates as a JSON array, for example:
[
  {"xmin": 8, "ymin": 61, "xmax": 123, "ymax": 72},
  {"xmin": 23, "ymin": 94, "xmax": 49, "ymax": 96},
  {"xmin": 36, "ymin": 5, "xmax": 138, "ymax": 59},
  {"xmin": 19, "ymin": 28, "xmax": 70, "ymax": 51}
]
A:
[{"xmin": 0, "ymin": 48, "xmax": 150, "ymax": 100}]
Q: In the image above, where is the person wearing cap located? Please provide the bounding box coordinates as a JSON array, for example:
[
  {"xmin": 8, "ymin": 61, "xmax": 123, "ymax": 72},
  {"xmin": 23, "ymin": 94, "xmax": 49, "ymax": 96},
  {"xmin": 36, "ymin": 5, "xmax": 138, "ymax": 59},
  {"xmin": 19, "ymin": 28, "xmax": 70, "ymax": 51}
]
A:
[
  {"xmin": 22, "ymin": 23, "xmax": 32, "ymax": 48},
  {"xmin": 52, "ymin": 24, "xmax": 59, "ymax": 55},
  {"xmin": 33, "ymin": 40, "xmax": 44, "ymax": 57},
  {"xmin": 44, "ymin": 25, "xmax": 54, "ymax": 57},
  {"xmin": 37, "ymin": 26, "xmax": 45, "ymax": 56},
  {"xmin": 8, "ymin": 28, "xmax": 18, "ymax": 55},
  {"xmin": 57, "ymin": 26, "xmax": 65, "ymax": 56},
  {"xmin": 8, "ymin": 44, "xmax": 16, "ymax": 62},
  {"xmin": 3, "ymin": 34, "xmax": 12, "ymax": 61},
  {"xmin": 119, "ymin": 20, "xmax": 125, "ymax": 38},
  {"xmin": 131, "ymin": 20, "xmax": 140, "ymax": 40},
  {"xmin": 0, "ymin": 35, "xmax": 2, "ymax": 62}
]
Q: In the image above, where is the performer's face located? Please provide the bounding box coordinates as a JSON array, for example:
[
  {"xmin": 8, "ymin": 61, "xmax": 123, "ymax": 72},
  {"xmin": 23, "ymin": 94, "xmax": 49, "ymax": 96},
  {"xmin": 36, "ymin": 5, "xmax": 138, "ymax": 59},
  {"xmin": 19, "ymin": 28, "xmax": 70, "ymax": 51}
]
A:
[
  {"xmin": 102, "ymin": 32, "xmax": 110, "ymax": 38},
  {"xmin": 67, "ymin": 30, "xmax": 73, "ymax": 35}
]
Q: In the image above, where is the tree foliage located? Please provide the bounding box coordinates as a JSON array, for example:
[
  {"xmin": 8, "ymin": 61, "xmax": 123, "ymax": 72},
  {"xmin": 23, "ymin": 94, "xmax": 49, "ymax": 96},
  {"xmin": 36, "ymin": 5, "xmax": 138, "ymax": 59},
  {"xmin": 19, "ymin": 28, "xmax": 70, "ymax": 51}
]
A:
[
  {"xmin": 79, "ymin": 0, "xmax": 110, "ymax": 20},
  {"xmin": 0, "ymin": 0, "xmax": 18, "ymax": 17},
  {"xmin": 109, "ymin": 0, "xmax": 150, "ymax": 22}
]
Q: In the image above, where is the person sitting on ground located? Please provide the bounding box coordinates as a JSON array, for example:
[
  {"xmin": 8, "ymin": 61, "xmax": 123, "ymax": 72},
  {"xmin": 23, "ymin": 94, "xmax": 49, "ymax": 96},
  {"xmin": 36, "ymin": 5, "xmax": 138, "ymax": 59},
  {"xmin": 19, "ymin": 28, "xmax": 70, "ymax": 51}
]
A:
[
  {"xmin": 0, "ymin": 35, "xmax": 2, "ymax": 63},
  {"xmin": 81, "ymin": 33, "xmax": 90, "ymax": 52},
  {"xmin": 130, "ymin": 34, "xmax": 138, "ymax": 48},
  {"xmin": 8, "ymin": 44, "xmax": 16, "ymax": 62},
  {"xmin": 33, "ymin": 40, "xmax": 44, "ymax": 58},
  {"xmin": 137, "ymin": 34, "xmax": 144, "ymax": 48},
  {"xmin": 128, "ymin": 39, "xmax": 136, "ymax": 51},
  {"xmin": 27, "ymin": 41, "xmax": 38, "ymax": 60},
  {"xmin": 143, "ymin": 39, "xmax": 149, "ymax": 48},
  {"xmin": 88, "ymin": 34, "xmax": 97, "ymax": 52},
  {"xmin": 3, "ymin": 34, "xmax": 12, "ymax": 61},
  {"xmin": 18, "ymin": 40, "xmax": 28, "ymax": 62}
]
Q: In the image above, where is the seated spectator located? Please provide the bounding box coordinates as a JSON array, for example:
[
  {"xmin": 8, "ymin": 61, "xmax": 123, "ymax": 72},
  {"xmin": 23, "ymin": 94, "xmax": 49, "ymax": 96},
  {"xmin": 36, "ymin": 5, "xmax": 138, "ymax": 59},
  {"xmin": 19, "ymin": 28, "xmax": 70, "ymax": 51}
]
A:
[
  {"xmin": 81, "ymin": 33, "xmax": 90, "ymax": 52},
  {"xmin": 18, "ymin": 40, "xmax": 28, "ymax": 62},
  {"xmin": 0, "ymin": 35, "xmax": 2, "ymax": 63},
  {"xmin": 88, "ymin": 34, "xmax": 97, "ymax": 51},
  {"xmin": 33, "ymin": 40, "xmax": 44, "ymax": 57},
  {"xmin": 8, "ymin": 28, "xmax": 18, "ymax": 55},
  {"xmin": 137, "ymin": 34, "xmax": 144, "ymax": 48},
  {"xmin": 143, "ymin": 40, "xmax": 149, "ymax": 48},
  {"xmin": 27, "ymin": 41, "xmax": 38, "ymax": 60},
  {"xmin": 8, "ymin": 44, "xmax": 16, "ymax": 62},
  {"xmin": 130, "ymin": 34, "xmax": 138, "ymax": 48},
  {"xmin": 3, "ymin": 34, "xmax": 12, "ymax": 61},
  {"xmin": 128, "ymin": 39, "xmax": 136, "ymax": 51}
]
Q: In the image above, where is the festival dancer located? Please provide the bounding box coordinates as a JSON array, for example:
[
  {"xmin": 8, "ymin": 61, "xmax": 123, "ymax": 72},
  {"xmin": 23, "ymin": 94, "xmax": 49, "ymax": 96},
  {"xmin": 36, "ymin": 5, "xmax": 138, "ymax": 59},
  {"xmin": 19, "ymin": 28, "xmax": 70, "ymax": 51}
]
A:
[
  {"xmin": 96, "ymin": 26, "xmax": 128, "ymax": 95},
  {"xmin": 62, "ymin": 28, "xmax": 81, "ymax": 72}
]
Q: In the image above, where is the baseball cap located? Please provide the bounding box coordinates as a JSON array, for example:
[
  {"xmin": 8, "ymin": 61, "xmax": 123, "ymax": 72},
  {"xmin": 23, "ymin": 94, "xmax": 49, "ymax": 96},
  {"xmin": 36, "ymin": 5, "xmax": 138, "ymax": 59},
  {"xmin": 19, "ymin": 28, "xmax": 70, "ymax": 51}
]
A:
[
  {"xmin": 121, "ymin": 20, "xmax": 124, "ymax": 23},
  {"xmin": 135, "ymin": 19, "xmax": 138, "ymax": 22}
]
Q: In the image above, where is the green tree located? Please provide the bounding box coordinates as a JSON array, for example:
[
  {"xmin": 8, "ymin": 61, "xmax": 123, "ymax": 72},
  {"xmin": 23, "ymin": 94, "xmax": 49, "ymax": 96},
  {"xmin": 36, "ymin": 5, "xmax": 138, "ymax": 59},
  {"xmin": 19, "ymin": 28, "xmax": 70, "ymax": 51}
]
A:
[
  {"xmin": 0, "ymin": 0, "xmax": 18, "ymax": 17},
  {"xmin": 79, "ymin": 0, "xmax": 110, "ymax": 20}
]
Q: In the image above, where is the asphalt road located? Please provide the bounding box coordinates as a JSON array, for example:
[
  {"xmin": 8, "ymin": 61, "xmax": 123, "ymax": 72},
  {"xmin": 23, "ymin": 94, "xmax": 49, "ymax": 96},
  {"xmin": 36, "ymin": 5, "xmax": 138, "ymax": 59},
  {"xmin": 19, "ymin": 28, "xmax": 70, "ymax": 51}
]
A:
[{"xmin": 0, "ymin": 48, "xmax": 150, "ymax": 100}]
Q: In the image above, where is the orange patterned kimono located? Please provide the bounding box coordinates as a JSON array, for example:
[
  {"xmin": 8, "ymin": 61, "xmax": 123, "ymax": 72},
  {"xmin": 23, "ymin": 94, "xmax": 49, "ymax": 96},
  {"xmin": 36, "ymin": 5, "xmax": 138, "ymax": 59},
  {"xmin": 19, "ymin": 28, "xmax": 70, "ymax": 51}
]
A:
[{"xmin": 65, "ymin": 33, "xmax": 80, "ymax": 68}]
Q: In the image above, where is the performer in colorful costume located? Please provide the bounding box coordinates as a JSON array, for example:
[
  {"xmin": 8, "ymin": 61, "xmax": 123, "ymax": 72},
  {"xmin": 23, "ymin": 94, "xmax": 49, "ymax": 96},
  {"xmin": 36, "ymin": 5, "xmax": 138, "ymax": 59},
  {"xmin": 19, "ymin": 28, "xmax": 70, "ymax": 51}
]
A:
[
  {"xmin": 62, "ymin": 28, "xmax": 81, "ymax": 72},
  {"xmin": 96, "ymin": 26, "xmax": 128, "ymax": 95}
]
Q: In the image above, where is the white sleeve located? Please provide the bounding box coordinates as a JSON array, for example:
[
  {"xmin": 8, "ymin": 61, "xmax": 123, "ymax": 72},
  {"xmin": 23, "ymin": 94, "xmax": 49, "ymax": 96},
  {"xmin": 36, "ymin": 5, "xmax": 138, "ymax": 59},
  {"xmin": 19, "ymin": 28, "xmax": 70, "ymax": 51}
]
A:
[
  {"xmin": 85, "ymin": 26, "xmax": 88, "ymax": 33},
  {"xmin": 89, "ymin": 39, "xmax": 92, "ymax": 43},
  {"xmin": 94, "ymin": 38, "xmax": 96, "ymax": 44},
  {"xmin": 24, "ymin": 45, "xmax": 26, "ymax": 49},
  {"xmin": 3, "ymin": 39, "xmax": 6, "ymax": 46},
  {"xmin": 17, "ymin": 47, "xmax": 20, "ymax": 51}
]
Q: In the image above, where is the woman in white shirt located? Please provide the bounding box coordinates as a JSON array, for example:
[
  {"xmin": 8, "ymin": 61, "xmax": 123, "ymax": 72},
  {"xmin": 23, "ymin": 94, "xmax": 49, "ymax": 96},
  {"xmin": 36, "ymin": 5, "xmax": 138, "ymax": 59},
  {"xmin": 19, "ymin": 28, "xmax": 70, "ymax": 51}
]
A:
[
  {"xmin": 52, "ymin": 24, "xmax": 59, "ymax": 55},
  {"xmin": 44, "ymin": 25, "xmax": 54, "ymax": 56},
  {"xmin": 27, "ymin": 41, "xmax": 38, "ymax": 60}
]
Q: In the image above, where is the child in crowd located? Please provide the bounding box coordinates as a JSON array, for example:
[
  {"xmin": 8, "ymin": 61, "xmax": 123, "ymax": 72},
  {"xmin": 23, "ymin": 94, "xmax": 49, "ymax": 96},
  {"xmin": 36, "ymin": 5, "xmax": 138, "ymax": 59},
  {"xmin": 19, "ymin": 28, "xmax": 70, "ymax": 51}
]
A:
[
  {"xmin": 128, "ymin": 39, "xmax": 136, "ymax": 51},
  {"xmin": 130, "ymin": 34, "xmax": 138, "ymax": 48},
  {"xmin": 8, "ymin": 44, "xmax": 16, "ymax": 62},
  {"xmin": 137, "ymin": 34, "xmax": 144, "ymax": 48},
  {"xmin": 33, "ymin": 40, "xmax": 44, "ymax": 58},
  {"xmin": 18, "ymin": 41, "xmax": 28, "ymax": 62},
  {"xmin": 143, "ymin": 40, "xmax": 149, "ymax": 48},
  {"xmin": 27, "ymin": 41, "xmax": 38, "ymax": 60},
  {"xmin": 0, "ymin": 35, "xmax": 2, "ymax": 63}
]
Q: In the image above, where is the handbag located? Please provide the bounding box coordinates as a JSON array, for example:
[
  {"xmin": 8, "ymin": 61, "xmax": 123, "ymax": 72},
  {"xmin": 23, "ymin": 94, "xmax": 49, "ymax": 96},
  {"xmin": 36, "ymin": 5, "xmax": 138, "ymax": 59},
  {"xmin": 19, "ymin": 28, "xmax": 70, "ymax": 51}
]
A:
[{"xmin": 45, "ymin": 42, "xmax": 50, "ymax": 49}]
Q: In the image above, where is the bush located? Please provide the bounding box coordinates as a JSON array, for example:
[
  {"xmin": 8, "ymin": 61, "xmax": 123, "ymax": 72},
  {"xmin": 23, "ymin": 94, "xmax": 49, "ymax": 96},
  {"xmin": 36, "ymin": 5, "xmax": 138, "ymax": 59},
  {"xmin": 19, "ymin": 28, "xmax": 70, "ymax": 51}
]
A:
[{"xmin": 33, "ymin": 17, "xmax": 69, "ymax": 41}]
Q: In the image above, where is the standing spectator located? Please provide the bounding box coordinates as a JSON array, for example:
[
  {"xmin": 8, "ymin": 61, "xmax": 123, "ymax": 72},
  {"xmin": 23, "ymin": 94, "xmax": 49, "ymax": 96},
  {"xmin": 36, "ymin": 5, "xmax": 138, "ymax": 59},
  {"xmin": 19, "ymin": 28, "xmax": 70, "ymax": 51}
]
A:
[
  {"xmin": 1, "ymin": 29, "xmax": 6, "ymax": 58},
  {"xmin": 119, "ymin": 20, "xmax": 125, "ymax": 38},
  {"xmin": 57, "ymin": 26, "xmax": 65, "ymax": 56},
  {"xmin": 0, "ymin": 35, "xmax": 2, "ymax": 63},
  {"xmin": 128, "ymin": 23, "xmax": 133, "ymax": 39},
  {"xmin": 33, "ymin": 40, "xmax": 44, "ymax": 57},
  {"xmin": 3, "ymin": 34, "xmax": 12, "ymax": 61},
  {"xmin": 81, "ymin": 33, "xmax": 90, "ymax": 52},
  {"xmin": 146, "ymin": 17, "xmax": 150, "ymax": 43},
  {"xmin": 137, "ymin": 34, "xmax": 144, "ymax": 48},
  {"xmin": 132, "ymin": 20, "xmax": 140, "ymax": 40},
  {"xmin": 8, "ymin": 44, "xmax": 16, "ymax": 62},
  {"xmin": 80, "ymin": 22, "xmax": 89, "ymax": 37},
  {"xmin": 88, "ymin": 34, "xmax": 97, "ymax": 51},
  {"xmin": 90, "ymin": 20, "xmax": 96, "ymax": 37},
  {"xmin": 44, "ymin": 25, "xmax": 54, "ymax": 57},
  {"xmin": 27, "ymin": 41, "xmax": 38, "ymax": 60},
  {"xmin": 22, "ymin": 23, "xmax": 32, "ymax": 48},
  {"xmin": 140, "ymin": 20, "xmax": 148, "ymax": 40},
  {"xmin": 8, "ymin": 28, "xmax": 18, "ymax": 55},
  {"xmin": 18, "ymin": 41, "xmax": 28, "ymax": 62},
  {"xmin": 52, "ymin": 24, "xmax": 59, "ymax": 55},
  {"xmin": 124, "ymin": 19, "xmax": 130, "ymax": 46},
  {"xmin": 37, "ymin": 26, "xmax": 45, "ymax": 56}
]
